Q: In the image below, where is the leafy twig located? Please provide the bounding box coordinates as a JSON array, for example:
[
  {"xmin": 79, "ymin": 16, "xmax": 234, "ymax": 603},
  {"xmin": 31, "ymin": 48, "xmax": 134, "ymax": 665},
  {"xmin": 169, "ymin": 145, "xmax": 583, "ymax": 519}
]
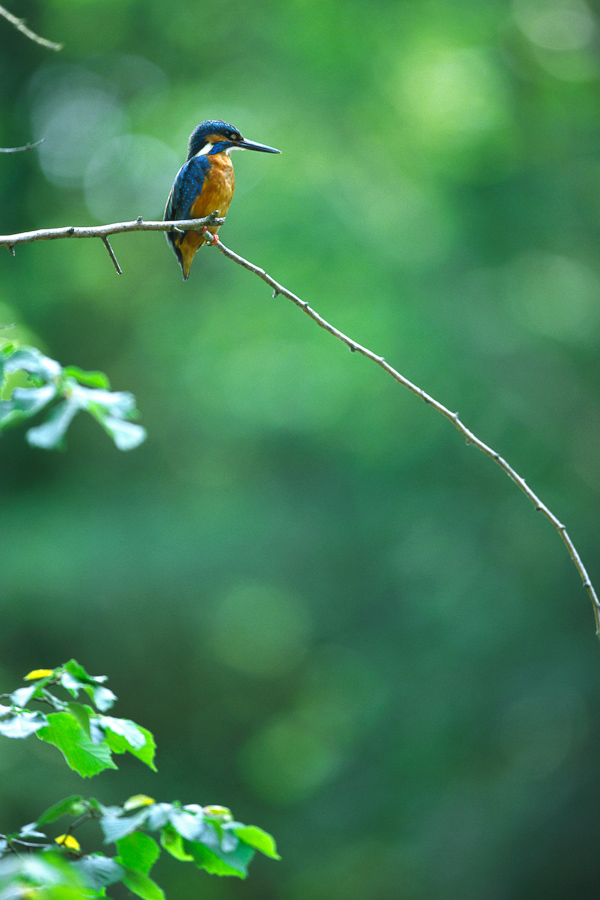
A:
[{"xmin": 0, "ymin": 347, "xmax": 146, "ymax": 451}]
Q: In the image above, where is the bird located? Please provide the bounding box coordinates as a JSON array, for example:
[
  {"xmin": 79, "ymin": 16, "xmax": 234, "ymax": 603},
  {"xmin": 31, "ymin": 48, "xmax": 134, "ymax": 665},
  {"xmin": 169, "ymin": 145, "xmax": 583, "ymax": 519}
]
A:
[{"xmin": 164, "ymin": 119, "xmax": 281, "ymax": 280}]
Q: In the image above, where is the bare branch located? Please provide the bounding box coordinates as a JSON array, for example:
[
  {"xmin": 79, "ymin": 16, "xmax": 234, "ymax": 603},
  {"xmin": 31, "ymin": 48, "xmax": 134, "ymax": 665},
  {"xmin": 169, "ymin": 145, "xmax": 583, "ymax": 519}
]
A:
[
  {"xmin": 203, "ymin": 231, "xmax": 600, "ymax": 636},
  {"xmin": 1, "ymin": 211, "xmax": 597, "ymax": 634},
  {"xmin": 0, "ymin": 4, "xmax": 62, "ymax": 50},
  {"xmin": 0, "ymin": 139, "xmax": 44, "ymax": 154},
  {"xmin": 0, "ymin": 215, "xmax": 225, "ymax": 254}
]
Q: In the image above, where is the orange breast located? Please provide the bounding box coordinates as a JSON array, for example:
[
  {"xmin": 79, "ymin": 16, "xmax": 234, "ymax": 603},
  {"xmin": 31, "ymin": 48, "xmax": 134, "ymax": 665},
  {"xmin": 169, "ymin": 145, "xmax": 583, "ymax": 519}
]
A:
[
  {"xmin": 190, "ymin": 153, "xmax": 235, "ymax": 232},
  {"xmin": 177, "ymin": 153, "xmax": 235, "ymax": 278}
]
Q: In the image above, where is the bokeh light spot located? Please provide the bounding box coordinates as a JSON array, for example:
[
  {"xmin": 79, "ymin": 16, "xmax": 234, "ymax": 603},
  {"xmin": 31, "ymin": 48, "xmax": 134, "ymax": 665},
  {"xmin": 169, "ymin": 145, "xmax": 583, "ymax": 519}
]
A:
[
  {"xmin": 506, "ymin": 251, "xmax": 600, "ymax": 343},
  {"xmin": 498, "ymin": 689, "xmax": 589, "ymax": 780},
  {"xmin": 209, "ymin": 582, "xmax": 311, "ymax": 678},
  {"xmin": 239, "ymin": 715, "xmax": 341, "ymax": 804},
  {"xmin": 395, "ymin": 45, "xmax": 509, "ymax": 140},
  {"xmin": 84, "ymin": 134, "xmax": 178, "ymax": 220},
  {"xmin": 29, "ymin": 65, "xmax": 129, "ymax": 188},
  {"xmin": 512, "ymin": 0, "xmax": 596, "ymax": 51}
]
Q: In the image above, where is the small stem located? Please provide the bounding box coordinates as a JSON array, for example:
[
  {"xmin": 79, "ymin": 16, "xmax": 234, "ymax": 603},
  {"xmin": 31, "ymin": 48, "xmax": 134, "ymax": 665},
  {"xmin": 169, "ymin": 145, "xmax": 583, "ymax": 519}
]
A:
[
  {"xmin": 0, "ymin": 5, "xmax": 62, "ymax": 50},
  {"xmin": 0, "ymin": 139, "xmax": 44, "ymax": 154},
  {"xmin": 101, "ymin": 236, "xmax": 122, "ymax": 274}
]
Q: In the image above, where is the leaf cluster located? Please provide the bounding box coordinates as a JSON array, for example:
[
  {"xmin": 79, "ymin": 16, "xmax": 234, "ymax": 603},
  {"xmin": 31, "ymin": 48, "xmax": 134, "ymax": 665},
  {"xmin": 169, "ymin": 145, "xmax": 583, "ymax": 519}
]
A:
[
  {"xmin": 0, "ymin": 663, "xmax": 278, "ymax": 900},
  {"xmin": 0, "ymin": 659, "xmax": 154, "ymax": 774},
  {"xmin": 0, "ymin": 346, "xmax": 146, "ymax": 450}
]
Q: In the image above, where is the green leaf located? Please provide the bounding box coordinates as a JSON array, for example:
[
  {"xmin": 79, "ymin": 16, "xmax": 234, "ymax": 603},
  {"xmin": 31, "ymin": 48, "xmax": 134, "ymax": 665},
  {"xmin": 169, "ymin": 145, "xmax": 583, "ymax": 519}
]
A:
[
  {"xmin": 65, "ymin": 701, "xmax": 93, "ymax": 734},
  {"xmin": 0, "ymin": 710, "xmax": 47, "ymax": 737},
  {"xmin": 124, "ymin": 796, "xmax": 156, "ymax": 812},
  {"xmin": 82, "ymin": 388, "xmax": 136, "ymax": 417},
  {"xmin": 119, "ymin": 866, "xmax": 165, "ymax": 900},
  {"xmin": 232, "ymin": 825, "xmax": 280, "ymax": 859},
  {"xmin": 159, "ymin": 825, "xmax": 193, "ymax": 862},
  {"xmin": 104, "ymin": 723, "xmax": 157, "ymax": 771},
  {"xmin": 10, "ymin": 685, "xmax": 39, "ymax": 707},
  {"xmin": 36, "ymin": 796, "xmax": 86, "ymax": 826},
  {"xmin": 26, "ymin": 399, "xmax": 79, "ymax": 449},
  {"xmin": 0, "ymin": 850, "xmax": 91, "ymax": 899},
  {"xmin": 145, "ymin": 804, "xmax": 171, "ymax": 831},
  {"xmin": 18, "ymin": 822, "xmax": 47, "ymax": 839},
  {"xmin": 97, "ymin": 415, "xmax": 147, "ymax": 450},
  {"xmin": 183, "ymin": 837, "xmax": 254, "ymax": 878},
  {"xmin": 100, "ymin": 716, "xmax": 146, "ymax": 750},
  {"xmin": 73, "ymin": 855, "xmax": 124, "ymax": 890},
  {"xmin": 3, "ymin": 348, "xmax": 62, "ymax": 381},
  {"xmin": 63, "ymin": 366, "xmax": 111, "ymax": 390},
  {"xmin": 0, "ymin": 399, "xmax": 17, "ymax": 425},
  {"xmin": 114, "ymin": 836, "xmax": 165, "ymax": 900},
  {"xmin": 36, "ymin": 711, "xmax": 118, "ymax": 776},
  {"xmin": 10, "ymin": 384, "xmax": 57, "ymax": 415},
  {"xmin": 100, "ymin": 808, "xmax": 150, "ymax": 844},
  {"xmin": 59, "ymin": 662, "xmax": 116, "ymax": 712},
  {"xmin": 91, "ymin": 686, "xmax": 117, "ymax": 712},
  {"xmin": 115, "ymin": 833, "xmax": 160, "ymax": 875},
  {"xmin": 168, "ymin": 808, "xmax": 207, "ymax": 843},
  {"xmin": 63, "ymin": 660, "xmax": 107, "ymax": 685}
]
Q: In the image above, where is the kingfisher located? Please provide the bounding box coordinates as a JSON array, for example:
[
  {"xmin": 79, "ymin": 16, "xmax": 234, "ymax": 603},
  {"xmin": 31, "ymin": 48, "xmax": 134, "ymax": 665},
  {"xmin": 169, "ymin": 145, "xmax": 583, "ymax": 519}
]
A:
[{"xmin": 164, "ymin": 119, "xmax": 281, "ymax": 280}]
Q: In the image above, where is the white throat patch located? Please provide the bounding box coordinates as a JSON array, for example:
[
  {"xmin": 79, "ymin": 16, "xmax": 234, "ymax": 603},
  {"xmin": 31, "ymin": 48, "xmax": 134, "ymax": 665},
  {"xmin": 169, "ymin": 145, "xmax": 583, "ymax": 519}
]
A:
[{"xmin": 194, "ymin": 142, "xmax": 214, "ymax": 157}]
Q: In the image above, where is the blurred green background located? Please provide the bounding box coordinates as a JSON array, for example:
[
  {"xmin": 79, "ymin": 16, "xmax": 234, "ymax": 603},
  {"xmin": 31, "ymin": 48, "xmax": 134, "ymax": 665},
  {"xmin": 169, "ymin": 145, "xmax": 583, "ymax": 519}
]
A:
[{"xmin": 2, "ymin": 0, "xmax": 600, "ymax": 896}]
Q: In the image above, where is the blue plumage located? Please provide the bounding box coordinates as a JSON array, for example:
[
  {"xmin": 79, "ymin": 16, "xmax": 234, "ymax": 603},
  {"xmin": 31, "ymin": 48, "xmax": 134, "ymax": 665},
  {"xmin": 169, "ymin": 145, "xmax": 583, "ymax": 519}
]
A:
[
  {"xmin": 164, "ymin": 119, "xmax": 281, "ymax": 279},
  {"xmin": 165, "ymin": 156, "xmax": 210, "ymax": 222}
]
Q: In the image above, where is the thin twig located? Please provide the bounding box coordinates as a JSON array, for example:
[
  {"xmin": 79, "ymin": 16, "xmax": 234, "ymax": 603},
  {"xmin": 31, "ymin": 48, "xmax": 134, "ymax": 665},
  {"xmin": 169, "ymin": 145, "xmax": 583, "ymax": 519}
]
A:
[
  {"xmin": 0, "ymin": 4, "xmax": 62, "ymax": 50},
  {"xmin": 203, "ymin": 232, "xmax": 600, "ymax": 635},
  {"xmin": 0, "ymin": 139, "xmax": 44, "ymax": 154},
  {"xmin": 101, "ymin": 236, "xmax": 122, "ymax": 274},
  {"xmin": 0, "ymin": 213, "xmax": 597, "ymax": 634}
]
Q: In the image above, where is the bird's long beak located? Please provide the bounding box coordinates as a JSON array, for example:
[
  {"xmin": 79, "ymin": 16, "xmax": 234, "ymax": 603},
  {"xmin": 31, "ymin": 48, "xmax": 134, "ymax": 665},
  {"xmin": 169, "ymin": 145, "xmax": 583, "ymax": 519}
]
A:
[{"xmin": 235, "ymin": 137, "xmax": 281, "ymax": 154}]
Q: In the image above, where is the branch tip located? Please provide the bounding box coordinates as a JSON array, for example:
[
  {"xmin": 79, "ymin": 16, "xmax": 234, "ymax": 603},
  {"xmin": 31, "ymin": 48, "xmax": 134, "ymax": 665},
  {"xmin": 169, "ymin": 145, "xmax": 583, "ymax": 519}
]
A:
[{"xmin": 0, "ymin": 138, "xmax": 44, "ymax": 154}]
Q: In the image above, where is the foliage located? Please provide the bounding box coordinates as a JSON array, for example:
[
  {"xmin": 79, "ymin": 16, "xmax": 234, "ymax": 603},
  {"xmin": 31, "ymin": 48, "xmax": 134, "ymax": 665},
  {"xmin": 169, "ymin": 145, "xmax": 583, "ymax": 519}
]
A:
[
  {"xmin": 0, "ymin": 345, "xmax": 146, "ymax": 450},
  {"xmin": 0, "ymin": 663, "xmax": 278, "ymax": 900}
]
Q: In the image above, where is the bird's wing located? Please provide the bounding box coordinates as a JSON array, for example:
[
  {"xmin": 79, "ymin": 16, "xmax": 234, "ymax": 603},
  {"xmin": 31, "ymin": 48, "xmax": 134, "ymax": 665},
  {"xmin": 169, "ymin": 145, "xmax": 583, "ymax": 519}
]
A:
[{"xmin": 164, "ymin": 155, "xmax": 211, "ymax": 222}]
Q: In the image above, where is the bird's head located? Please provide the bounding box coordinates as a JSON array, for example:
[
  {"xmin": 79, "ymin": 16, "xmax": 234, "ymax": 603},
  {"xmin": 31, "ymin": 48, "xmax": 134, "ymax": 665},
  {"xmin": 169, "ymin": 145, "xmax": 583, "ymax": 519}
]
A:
[{"xmin": 187, "ymin": 120, "xmax": 281, "ymax": 160}]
